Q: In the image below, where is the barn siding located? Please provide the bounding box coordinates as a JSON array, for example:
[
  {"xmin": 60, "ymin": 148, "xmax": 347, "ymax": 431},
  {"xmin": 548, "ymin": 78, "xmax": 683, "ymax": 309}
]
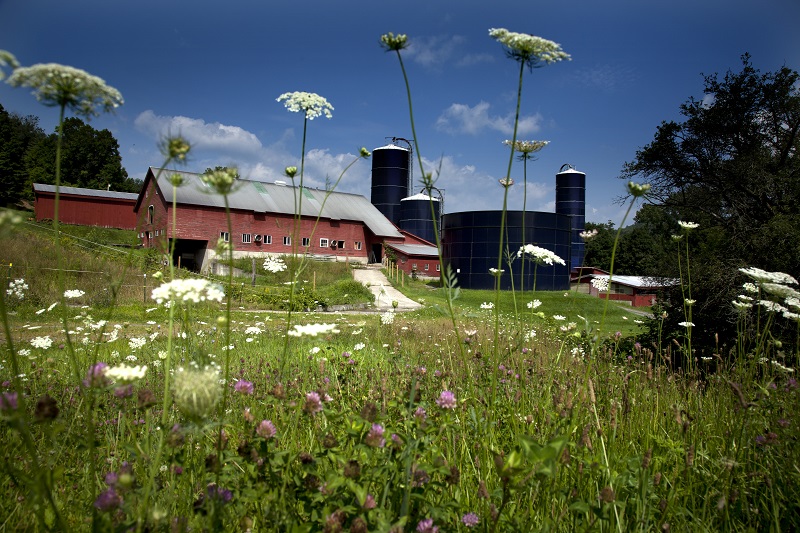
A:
[{"xmin": 35, "ymin": 193, "xmax": 138, "ymax": 230}]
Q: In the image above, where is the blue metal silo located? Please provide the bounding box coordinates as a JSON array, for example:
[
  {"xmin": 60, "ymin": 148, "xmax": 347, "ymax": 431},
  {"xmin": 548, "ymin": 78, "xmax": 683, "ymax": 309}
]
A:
[
  {"xmin": 555, "ymin": 164, "xmax": 586, "ymax": 272},
  {"xmin": 441, "ymin": 210, "xmax": 572, "ymax": 291},
  {"xmin": 371, "ymin": 143, "xmax": 411, "ymax": 226},
  {"xmin": 399, "ymin": 192, "xmax": 440, "ymax": 244}
]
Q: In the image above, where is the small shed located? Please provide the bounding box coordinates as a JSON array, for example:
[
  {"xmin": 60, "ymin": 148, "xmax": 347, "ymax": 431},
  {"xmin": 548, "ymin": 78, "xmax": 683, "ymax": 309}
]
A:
[
  {"xmin": 33, "ymin": 183, "xmax": 139, "ymax": 230},
  {"xmin": 384, "ymin": 230, "xmax": 440, "ymax": 278},
  {"xmin": 577, "ymin": 270, "xmax": 677, "ymax": 307}
]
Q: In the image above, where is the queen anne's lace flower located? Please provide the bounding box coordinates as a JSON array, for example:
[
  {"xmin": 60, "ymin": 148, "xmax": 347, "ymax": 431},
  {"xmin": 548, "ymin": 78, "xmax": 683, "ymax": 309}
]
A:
[
  {"xmin": 739, "ymin": 267, "xmax": 798, "ymax": 286},
  {"xmin": 105, "ymin": 364, "xmax": 148, "ymax": 383},
  {"xmin": 517, "ymin": 244, "xmax": 566, "ymax": 266},
  {"xmin": 263, "ymin": 256, "xmax": 288, "ymax": 273},
  {"xmin": 678, "ymin": 220, "xmax": 699, "ymax": 230},
  {"xmin": 173, "ymin": 365, "xmax": 221, "ymax": 418},
  {"xmin": 7, "ymin": 63, "xmax": 123, "ymax": 117},
  {"xmin": 64, "ymin": 289, "xmax": 85, "ymax": 298},
  {"xmin": 489, "ymin": 28, "xmax": 571, "ymax": 68},
  {"xmin": 287, "ymin": 323, "xmax": 340, "ymax": 337},
  {"xmin": 151, "ymin": 279, "xmax": 225, "ymax": 305},
  {"xmin": 503, "ymin": 139, "xmax": 549, "ymax": 154},
  {"xmin": 277, "ymin": 91, "xmax": 333, "ymax": 120},
  {"xmin": 380, "ymin": 33, "xmax": 409, "ymax": 52}
]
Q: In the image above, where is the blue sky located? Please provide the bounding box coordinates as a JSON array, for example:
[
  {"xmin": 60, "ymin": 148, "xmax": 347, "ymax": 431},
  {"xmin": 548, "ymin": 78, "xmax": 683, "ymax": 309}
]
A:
[{"xmin": 2, "ymin": 0, "xmax": 799, "ymax": 226}]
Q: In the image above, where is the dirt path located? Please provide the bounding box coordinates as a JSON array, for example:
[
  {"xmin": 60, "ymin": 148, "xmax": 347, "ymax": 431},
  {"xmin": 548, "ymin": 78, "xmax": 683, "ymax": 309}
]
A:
[{"xmin": 352, "ymin": 265, "xmax": 422, "ymax": 312}]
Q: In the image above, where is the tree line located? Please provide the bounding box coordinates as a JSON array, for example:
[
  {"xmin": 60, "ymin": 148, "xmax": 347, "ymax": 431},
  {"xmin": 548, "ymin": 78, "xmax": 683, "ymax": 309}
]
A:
[
  {"xmin": 0, "ymin": 103, "xmax": 140, "ymax": 207},
  {"xmin": 586, "ymin": 54, "xmax": 800, "ymax": 356}
]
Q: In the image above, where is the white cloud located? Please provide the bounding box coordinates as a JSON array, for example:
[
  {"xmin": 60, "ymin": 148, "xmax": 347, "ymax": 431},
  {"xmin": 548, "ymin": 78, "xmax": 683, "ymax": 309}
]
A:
[
  {"xmin": 134, "ymin": 110, "xmax": 263, "ymax": 155},
  {"xmin": 406, "ymin": 35, "xmax": 466, "ymax": 68},
  {"xmin": 571, "ymin": 64, "xmax": 637, "ymax": 92},
  {"xmin": 435, "ymin": 101, "xmax": 543, "ymax": 136}
]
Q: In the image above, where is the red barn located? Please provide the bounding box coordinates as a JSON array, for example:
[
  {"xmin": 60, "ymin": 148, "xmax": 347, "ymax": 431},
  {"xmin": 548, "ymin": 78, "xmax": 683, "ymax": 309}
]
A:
[
  {"xmin": 33, "ymin": 183, "xmax": 139, "ymax": 230},
  {"xmin": 384, "ymin": 230, "xmax": 440, "ymax": 278},
  {"xmin": 134, "ymin": 168, "xmax": 404, "ymax": 272}
]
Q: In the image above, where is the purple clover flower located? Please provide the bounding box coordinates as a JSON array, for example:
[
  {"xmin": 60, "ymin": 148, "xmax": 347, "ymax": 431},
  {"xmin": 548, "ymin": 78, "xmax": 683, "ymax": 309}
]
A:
[
  {"xmin": 461, "ymin": 513, "xmax": 480, "ymax": 527},
  {"xmin": 435, "ymin": 390, "xmax": 457, "ymax": 409},
  {"xmin": 94, "ymin": 487, "xmax": 122, "ymax": 512},
  {"xmin": 365, "ymin": 423, "xmax": 386, "ymax": 448},
  {"xmin": 304, "ymin": 391, "xmax": 323, "ymax": 415},
  {"xmin": 234, "ymin": 379, "xmax": 254, "ymax": 395},
  {"xmin": 0, "ymin": 391, "xmax": 18, "ymax": 411},
  {"xmin": 83, "ymin": 362, "xmax": 109, "ymax": 387},
  {"xmin": 416, "ymin": 518, "xmax": 439, "ymax": 533},
  {"xmin": 256, "ymin": 419, "xmax": 277, "ymax": 439}
]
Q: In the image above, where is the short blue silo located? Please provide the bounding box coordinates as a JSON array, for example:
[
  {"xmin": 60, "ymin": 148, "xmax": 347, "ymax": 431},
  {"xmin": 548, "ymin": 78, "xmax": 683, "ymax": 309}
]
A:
[
  {"xmin": 555, "ymin": 165, "xmax": 586, "ymax": 271},
  {"xmin": 400, "ymin": 193, "xmax": 440, "ymax": 244},
  {"xmin": 442, "ymin": 210, "xmax": 572, "ymax": 291},
  {"xmin": 371, "ymin": 144, "xmax": 411, "ymax": 226}
]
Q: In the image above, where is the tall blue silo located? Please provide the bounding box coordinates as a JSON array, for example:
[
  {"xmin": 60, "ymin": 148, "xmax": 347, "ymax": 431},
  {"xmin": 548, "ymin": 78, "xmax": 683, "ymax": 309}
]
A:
[
  {"xmin": 400, "ymin": 192, "xmax": 441, "ymax": 244},
  {"xmin": 441, "ymin": 210, "xmax": 572, "ymax": 291},
  {"xmin": 555, "ymin": 164, "xmax": 586, "ymax": 272},
  {"xmin": 371, "ymin": 144, "xmax": 411, "ymax": 226}
]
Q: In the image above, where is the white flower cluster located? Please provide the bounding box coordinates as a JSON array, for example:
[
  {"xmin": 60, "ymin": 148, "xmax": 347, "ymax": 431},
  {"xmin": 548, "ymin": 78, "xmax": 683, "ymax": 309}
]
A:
[
  {"xmin": 151, "ymin": 279, "xmax": 225, "ymax": 305},
  {"xmin": 488, "ymin": 28, "xmax": 571, "ymax": 65},
  {"xmin": 64, "ymin": 289, "xmax": 85, "ymax": 298},
  {"xmin": 503, "ymin": 139, "xmax": 549, "ymax": 154},
  {"xmin": 380, "ymin": 311, "xmax": 395, "ymax": 325},
  {"xmin": 30, "ymin": 335, "xmax": 53, "ymax": 349},
  {"xmin": 128, "ymin": 337, "xmax": 146, "ymax": 350},
  {"xmin": 287, "ymin": 323, "xmax": 340, "ymax": 337},
  {"xmin": 105, "ymin": 364, "xmax": 148, "ymax": 383},
  {"xmin": 480, "ymin": 302, "xmax": 494, "ymax": 310},
  {"xmin": 678, "ymin": 220, "xmax": 700, "ymax": 230},
  {"xmin": 737, "ymin": 266, "xmax": 800, "ymax": 322},
  {"xmin": 263, "ymin": 256, "xmax": 288, "ymax": 273},
  {"xmin": 590, "ymin": 276, "xmax": 609, "ymax": 292},
  {"xmin": 739, "ymin": 267, "xmax": 798, "ymax": 286},
  {"xmin": 7, "ymin": 63, "xmax": 123, "ymax": 117},
  {"xmin": 527, "ymin": 299, "xmax": 542, "ymax": 309},
  {"xmin": 579, "ymin": 229, "xmax": 599, "ymax": 241},
  {"xmin": 6, "ymin": 278, "xmax": 28, "ymax": 300},
  {"xmin": 517, "ymin": 244, "xmax": 566, "ymax": 266},
  {"xmin": 277, "ymin": 91, "xmax": 333, "ymax": 120}
]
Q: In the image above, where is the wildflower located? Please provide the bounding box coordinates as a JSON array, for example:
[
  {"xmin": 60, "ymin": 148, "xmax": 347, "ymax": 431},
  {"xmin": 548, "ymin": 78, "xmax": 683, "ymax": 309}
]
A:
[
  {"xmin": 206, "ymin": 483, "xmax": 233, "ymax": 504},
  {"xmin": 480, "ymin": 302, "xmax": 494, "ymax": 309},
  {"xmin": 498, "ymin": 177, "xmax": 514, "ymax": 188},
  {"xmin": 462, "ymin": 513, "xmax": 480, "ymax": 527},
  {"xmin": 94, "ymin": 487, "xmax": 123, "ymax": 512},
  {"xmin": 380, "ymin": 32, "xmax": 409, "ymax": 52},
  {"xmin": 553, "ymin": 315, "xmax": 566, "ymax": 321},
  {"xmin": 263, "ymin": 256, "xmax": 287, "ymax": 273},
  {"xmin": 288, "ymin": 323, "xmax": 340, "ymax": 337},
  {"xmin": 83, "ymin": 362, "xmax": 109, "ymax": 387},
  {"xmin": 365, "ymin": 423, "xmax": 386, "ymax": 447},
  {"xmin": 416, "ymin": 518, "xmax": 439, "ymax": 533},
  {"xmin": 201, "ymin": 167, "xmax": 238, "ymax": 195},
  {"xmin": 354, "ymin": 342, "xmax": 365, "ymax": 351},
  {"xmin": 0, "ymin": 391, "xmax": 18, "ymax": 412},
  {"xmin": 304, "ymin": 391, "xmax": 323, "ymax": 415},
  {"xmin": 678, "ymin": 220, "xmax": 699, "ymax": 230},
  {"xmin": 128, "ymin": 337, "xmax": 146, "ymax": 350},
  {"xmin": 489, "ymin": 268, "xmax": 504, "ymax": 276},
  {"xmin": 6, "ymin": 278, "xmax": 28, "ymax": 299},
  {"xmin": 277, "ymin": 91, "xmax": 333, "ymax": 120},
  {"xmin": 518, "ymin": 244, "xmax": 566, "ymax": 266},
  {"xmin": 244, "ymin": 326, "xmax": 262, "ymax": 335},
  {"xmin": 284, "ymin": 166, "xmax": 298, "ymax": 178},
  {"xmin": 739, "ymin": 267, "xmax": 798, "ymax": 285},
  {"xmin": 64, "ymin": 289, "xmax": 85, "ymax": 298},
  {"xmin": 151, "ymin": 278, "xmax": 225, "ymax": 305},
  {"xmin": 105, "ymin": 364, "xmax": 148, "ymax": 383},
  {"xmin": 678, "ymin": 321, "xmax": 695, "ymax": 328},
  {"xmin": 489, "ymin": 28, "xmax": 571, "ymax": 69},
  {"xmin": 359, "ymin": 147, "xmax": 371, "ymax": 158},
  {"xmin": 7, "ymin": 63, "xmax": 123, "ymax": 117},
  {"xmin": 772, "ymin": 360, "xmax": 794, "ymax": 373},
  {"xmin": 380, "ymin": 310, "xmax": 395, "ymax": 325},
  {"xmin": 591, "ymin": 277, "xmax": 609, "ymax": 292},
  {"xmin": 414, "ymin": 407, "xmax": 427, "ymax": 421},
  {"xmin": 684, "ymin": 299, "xmax": 696, "ymax": 306},
  {"xmin": 436, "ymin": 390, "xmax": 457, "ymax": 409},
  {"xmin": 671, "ymin": 234, "xmax": 683, "ymax": 241},
  {"xmin": 626, "ymin": 181, "xmax": 651, "ymax": 197},
  {"xmin": 742, "ymin": 282, "xmax": 759, "ymax": 294},
  {"xmin": 172, "ymin": 366, "xmax": 221, "ymax": 419},
  {"xmin": 161, "ymin": 136, "xmax": 190, "ymax": 163},
  {"xmin": 579, "ymin": 228, "xmax": 599, "ymax": 241},
  {"xmin": 30, "ymin": 336, "xmax": 53, "ymax": 349},
  {"xmin": 761, "ymin": 283, "xmax": 800, "ymax": 300},
  {"xmin": 234, "ymin": 379, "xmax": 254, "ymax": 395},
  {"xmin": 504, "ymin": 139, "xmax": 549, "ymax": 154},
  {"xmin": 256, "ymin": 419, "xmax": 277, "ymax": 439},
  {"xmin": 363, "ymin": 494, "xmax": 377, "ymax": 510},
  {"xmin": 527, "ymin": 299, "xmax": 542, "ymax": 309}
]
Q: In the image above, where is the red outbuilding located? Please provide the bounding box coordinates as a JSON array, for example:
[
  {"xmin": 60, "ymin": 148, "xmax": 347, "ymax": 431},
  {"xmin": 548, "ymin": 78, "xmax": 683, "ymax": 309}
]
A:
[
  {"xmin": 134, "ymin": 168, "xmax": 405, "ymax": 272},
  {"xmin": 33, "ymin": 183, "xmax": 139, "ymax": 230}
]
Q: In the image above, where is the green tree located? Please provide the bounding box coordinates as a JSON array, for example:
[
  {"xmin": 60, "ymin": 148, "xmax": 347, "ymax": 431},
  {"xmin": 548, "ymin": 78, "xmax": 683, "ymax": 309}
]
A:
[
  {"xmin": 23, "ymin": 116, "xmax": 140, "ymax": 200},
  {"xmin": 0, "ymin": 103, "xmax": 45, "ymax": 206},
  {"xmin": 621, "ymin": 54, "xmax": 800, "ymax": 354},
  {"xmin": 582, "ymin": 221, "xmax": 615, "ymax": 271}
]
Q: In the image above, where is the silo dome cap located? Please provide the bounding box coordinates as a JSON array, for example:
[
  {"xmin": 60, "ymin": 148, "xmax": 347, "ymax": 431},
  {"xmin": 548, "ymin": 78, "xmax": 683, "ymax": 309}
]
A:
[
  {"xmin": 401, "ymin": 193, "xmax": 440, "ymax": 201},
  {"xmin": 374, "ymin": 144, "xmax": 410, "ymax": 151}
]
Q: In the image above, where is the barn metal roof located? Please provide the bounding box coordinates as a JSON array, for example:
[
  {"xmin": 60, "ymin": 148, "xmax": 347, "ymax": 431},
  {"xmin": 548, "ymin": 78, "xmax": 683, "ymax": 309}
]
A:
[
  {"xmin": 591, "ymin": 274, "xmax": 678, "ymax": 289},
  {"xmin": 33, "ymin": 183, "xmax": 139, "ymax": 201},
  {"xmin": 385, "ymin": 242, "xmax": 439, "ymax": 257},
  {"xmin": 149, "ymin": 168, "xmax": 403, "ymax": 238}
]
